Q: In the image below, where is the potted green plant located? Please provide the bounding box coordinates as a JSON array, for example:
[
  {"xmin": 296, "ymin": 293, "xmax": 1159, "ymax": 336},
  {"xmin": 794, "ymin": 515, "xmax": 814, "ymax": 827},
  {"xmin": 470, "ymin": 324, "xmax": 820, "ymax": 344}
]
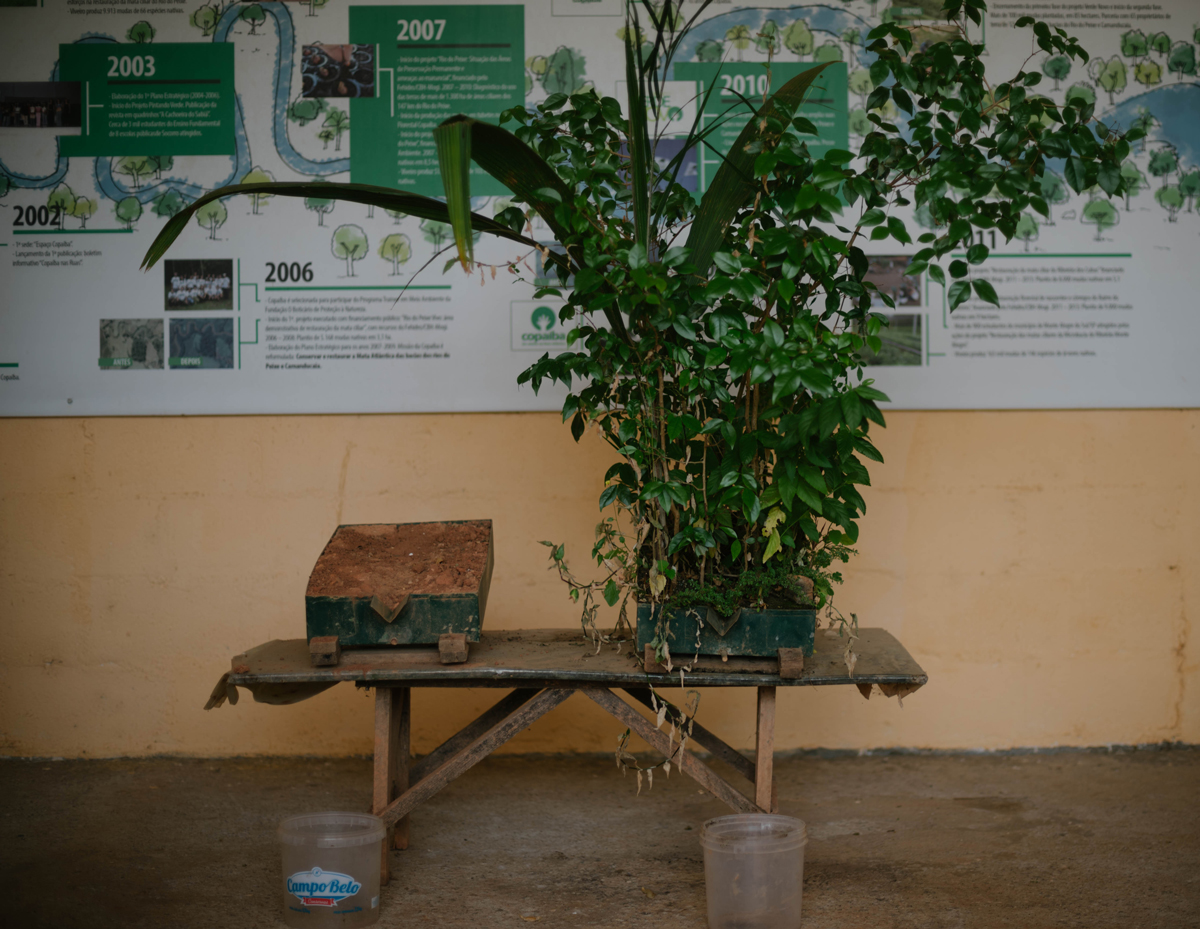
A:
[{"xmin": 143, "ymin": 0, "xmax": 1134, "ymax": 669}]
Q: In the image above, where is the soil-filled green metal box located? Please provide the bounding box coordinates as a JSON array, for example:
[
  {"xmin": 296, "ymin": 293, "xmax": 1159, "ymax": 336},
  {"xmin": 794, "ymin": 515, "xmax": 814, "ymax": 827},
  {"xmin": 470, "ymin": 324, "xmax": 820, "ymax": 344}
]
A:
[
  {"xmin": 636, "ymin": 602, "xmax": 815, "ymax": 658},
  {"xmin": 305, "ymin": 520, "xmax": 494, "ymax": 647}
]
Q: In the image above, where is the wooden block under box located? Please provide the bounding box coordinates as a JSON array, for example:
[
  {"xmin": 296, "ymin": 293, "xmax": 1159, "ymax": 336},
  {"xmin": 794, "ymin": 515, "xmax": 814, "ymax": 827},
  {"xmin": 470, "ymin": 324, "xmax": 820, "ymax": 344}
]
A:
[{"xmin": 305, "ymin": 520, "xmax": 494, "ymax": 648}]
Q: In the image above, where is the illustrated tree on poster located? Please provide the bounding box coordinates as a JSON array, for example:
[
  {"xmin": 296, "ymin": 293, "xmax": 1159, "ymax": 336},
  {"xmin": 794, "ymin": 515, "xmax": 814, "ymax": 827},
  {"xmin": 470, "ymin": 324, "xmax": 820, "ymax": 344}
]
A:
[
  {"xmin": 419, "ymin": 218, "xmax": 451, "ymax": 250},
  {"xmin": 813, "ymin": 41, "xmax": 844, "ymax": 63},
  {"xmin": 1042, "ymin": 54, "xmax": 1070, "ymax": 91},
  {"xmin": 725, "ymin": 25, "xmax": 751, "ymax": 60},
  {"xmin": 127, "ymin": 21, "xmax": 155, "ymax": 43},
  {"xmin": 1120, "ymin": 29, "xmax": 1147, "ymax": 62},
  {"xmin": 1095, "ymin": 57, "xmax": 1127, "ymax": 105},
  {"xmin": 378, "ymin": 233, "xmax": 412, "ymax": 276},
  {"xmin": 241, "ymin": 3, "xmax": 266, "ymax": 35},
  {"xmin": 1014, "ymin": 213, "xmax": 1039, "ymax": 252},
  {"xmin": 1179, "ymin": 170, "xmax": 1200, "ymax": 213},
  {"xmin": 332, "ymin": 224, "xmax": 368, "ymax": 277},
  {"xmin": 190, "ymin": 3, "xmax": 219, "ymax": 36},
  {"xmin": 541, "ymin": 47, "xmax": 588, "ymax": 96},
  {"xmin": 755, "ymin": 20, "xmax": 781, "ymax": 57},
  {"xmin": 848, "ymin": 68, "xmax": 872, "ymax": 107},
  {"xmin": 151, "ymin": 189, "xmax": 188, "ymax": 219},
  {"xmin": 240, "ymin": 166, "xmax": 275, "ymax": 214},
  {"xmin": 695, "ymin": 39, "xmax": 723, "ymax": 62},
  {"xmin": 322, "ymin": 108, "xmax": 349, "ymax": 151},
  {"xmin": 840, "ymin": 28, "xmax": 861, "ymax": 62},
  {"xmin": 72, "ymin": 195, "xmax": 97, "ymax": 229},
  {"xmin": 1131, "ymin": 107, "xmax": 1158, "ymax": 153},
  {"xmin": 195, "ymin": 198, "xmax": 227, "ymax": 240},
  {"xmin": 1120, "ymin": 161, "xmax": 1147, "ymax": 210},
  {"xmin": 47, "ymin": 184, "xmax": 75, "ymax": 224},
  {"xmin": 1148, "ymin": 145, "xmax": 1178, "ymax": 186},
  {"xmin": 317, "ymin": 127, "xmax": 335, "ymax": 149},
  {"xmin": 114, "ymin": 156, "xmax": 152, "ymax": 191},
  {"xmin": 115, "ymin": 195, "xmax": 143, "ymax": 230},
  {"xmin": 385, "ymin": 207, "xmax": 406, "ymax": 224},
  {"xmin": 1134, "ymin": 59, "xmax": 1162, "ymax": 87},
  {"xmin": 146, "ymin": 155, "xmax": 173, "ymax": 180},
  {"xmin": 1039, "ymin": 170, "xmax": 1069, "ymax": 225},
  {"xmin": 1064, "ymin": 82, "xmax": 1095, "ymax": 107},
  {"xmin": 304, "ymin": 192, "xmax": 334, "ymax": 225},
  {"xmin": 783, "ymin": 20, "xmax": 813, "ymax": 59},
  {"xmin": 848, "ymin": 107, "xmax": 870, "ymax": 138},
  {"xmin": 1167, "ymin": 42, "xmax": 1196, "ymax": 81},
  {"xmin": 288, "ymin": 96, "xmax": 326, "ymax": 126},
  {"xmin": 1155, "ymin": 184, "xmax": 1183, "ymax": 222},
  {"xmin": 1081, "ymin": 199, "xmax": 1119, "ymax": 240},
  {"xmin": 1147, "ymin": 32, "xmax": 1171, "ymax": 59}
]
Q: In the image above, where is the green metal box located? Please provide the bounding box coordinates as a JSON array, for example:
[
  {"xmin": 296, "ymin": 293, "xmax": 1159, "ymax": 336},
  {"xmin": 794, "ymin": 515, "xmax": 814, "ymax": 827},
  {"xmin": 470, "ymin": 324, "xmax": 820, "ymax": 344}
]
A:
[
  {"xmin": 636, "ymin": 602, "xmax": 816, "ymax": 658},
  {"xmin": 305, "ymin": 520, "xmax": 494, "ymax": 647}
]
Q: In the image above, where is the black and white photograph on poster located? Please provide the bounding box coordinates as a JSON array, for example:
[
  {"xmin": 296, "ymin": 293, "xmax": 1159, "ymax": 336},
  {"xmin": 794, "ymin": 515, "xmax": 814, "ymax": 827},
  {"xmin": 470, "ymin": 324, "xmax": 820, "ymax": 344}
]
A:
[
  {"xmin": 99, "ymin": 320, "xmax": 164, "ymax": 371},
  {"xmin": 169, "ymin": 318, "xmax": 234, "ymax": 369},
  {"xmin": 164, "ymin": 260, "xmax": 234, "ymax": 311},
  {"xmin": 300, "ymin": 44, "xmax": 375, "ymax": 98},
  {"xmin": 0, "ymin": 82, "xmax": 81, "ymax": 130},
  {"xmin": 865, "ymin": 257, "xmax": 922, "ymax": 309}
]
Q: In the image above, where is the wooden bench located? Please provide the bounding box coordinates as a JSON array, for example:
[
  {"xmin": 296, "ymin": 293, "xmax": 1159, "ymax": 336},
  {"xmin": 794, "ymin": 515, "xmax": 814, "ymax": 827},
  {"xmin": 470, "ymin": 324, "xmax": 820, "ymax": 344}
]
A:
[{"xmin": 218, "ymin": 628, "xmax": 927, "ymax": 883}]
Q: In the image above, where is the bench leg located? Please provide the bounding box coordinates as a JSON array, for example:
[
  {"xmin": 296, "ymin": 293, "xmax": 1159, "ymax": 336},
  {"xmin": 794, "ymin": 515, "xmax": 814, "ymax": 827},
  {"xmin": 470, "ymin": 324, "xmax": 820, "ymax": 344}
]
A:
[
  {"xmin": 373, "ymin": 686, "xmax": 411, "ymax": 884},
  {"xmin": 755, "ymin": 686, "xmax": 777, "ymax": 813}
]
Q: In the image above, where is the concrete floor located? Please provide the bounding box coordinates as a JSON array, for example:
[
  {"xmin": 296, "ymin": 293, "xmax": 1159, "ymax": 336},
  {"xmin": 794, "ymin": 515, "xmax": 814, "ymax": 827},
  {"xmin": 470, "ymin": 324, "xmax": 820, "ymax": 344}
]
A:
[{"xmin": 1, "ymin": 748, "xmax": 1197, "ymax": 929}]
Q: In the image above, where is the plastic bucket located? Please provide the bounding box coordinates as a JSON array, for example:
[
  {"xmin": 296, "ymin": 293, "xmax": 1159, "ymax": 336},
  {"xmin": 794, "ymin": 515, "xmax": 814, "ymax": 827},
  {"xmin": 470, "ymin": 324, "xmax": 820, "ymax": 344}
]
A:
[
  {"xmin": 279, "ymin": 811, "xmax": 385, "ymax": 928},
  {"xmin": 700, "ymin": 813, "xmax": 808, "ymax": 929}
]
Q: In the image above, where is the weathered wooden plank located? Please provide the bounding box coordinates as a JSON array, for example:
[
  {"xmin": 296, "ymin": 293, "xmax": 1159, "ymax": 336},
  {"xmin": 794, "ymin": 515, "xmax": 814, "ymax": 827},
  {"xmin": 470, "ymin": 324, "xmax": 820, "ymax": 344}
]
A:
[
  {"xmin": 583, "ymin": 687, "xmax": 760, "ymax": 814},
  {"xmin": 622, "ymin": 687, "xmax": 756, "ymax": 784},
  {"xmin": 438, "ymin": 633, "xmax": 469, "ymax": 664},
  {"xmin": 377, "ymin": 688, "xmax": 575, "ymax": 828},
  {"xmin": 777, "ymin": 648, "xmax": 804, "ymax": 679},
  {"xmin": 309, "ymin": 636, "xmax": 341, "ymax": 667},
  {"xmin": 394, "ymin": 688, "xmax": 411, "ymax": 850},
  {"xmin": 755, "ymin": 687, "xmax": 776, "ymax": 813},
  {"xmin": 372, "ymin": 686, "xmax": 408, "ymax": 883},
  {"xmin": 409, "ymin": 688, "xmax": 541, "ymax": 784},
  {"xmin": 225, "ymin": 628, "xmax": 927, "ymax": 691}
]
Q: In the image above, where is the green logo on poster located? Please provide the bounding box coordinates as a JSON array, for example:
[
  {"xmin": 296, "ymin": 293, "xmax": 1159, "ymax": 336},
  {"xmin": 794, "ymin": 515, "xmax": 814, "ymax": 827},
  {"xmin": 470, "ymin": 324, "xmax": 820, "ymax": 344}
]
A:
[{"xmin": 531, "ymin": 306, "xmax": 556, "ymax": 331}]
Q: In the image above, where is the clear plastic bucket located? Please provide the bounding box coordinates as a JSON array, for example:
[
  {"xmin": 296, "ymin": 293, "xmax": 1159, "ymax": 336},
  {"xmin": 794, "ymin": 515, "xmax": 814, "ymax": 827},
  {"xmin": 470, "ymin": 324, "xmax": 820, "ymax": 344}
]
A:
[
  {"xmin": 279, "ymin": 811, "xmax": 385, "ymax": 928},
  {"xmin": 699, "ymin": 813, "xmax": 808, "ymax": 929}
]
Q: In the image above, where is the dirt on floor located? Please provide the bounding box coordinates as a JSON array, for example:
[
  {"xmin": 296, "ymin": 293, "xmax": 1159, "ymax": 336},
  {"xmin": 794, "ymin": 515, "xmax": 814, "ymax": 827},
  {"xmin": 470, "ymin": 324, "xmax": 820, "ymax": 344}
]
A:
[{"xmin": 1, "ymin": 748, "xmax": 1197, "ymax": 929}]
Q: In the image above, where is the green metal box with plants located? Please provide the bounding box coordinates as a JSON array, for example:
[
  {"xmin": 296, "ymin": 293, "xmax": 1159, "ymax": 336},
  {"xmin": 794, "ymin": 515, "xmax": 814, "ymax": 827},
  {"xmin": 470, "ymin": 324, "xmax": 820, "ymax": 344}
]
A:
[{"xmin": 143, "ymin": 0, "xmax": 1137, "ymax": 672}]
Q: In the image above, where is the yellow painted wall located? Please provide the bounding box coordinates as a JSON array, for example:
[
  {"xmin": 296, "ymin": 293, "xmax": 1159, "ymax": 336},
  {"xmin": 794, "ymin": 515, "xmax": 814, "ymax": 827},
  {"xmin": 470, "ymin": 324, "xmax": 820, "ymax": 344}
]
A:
[{"xmin": 0, "ymin": 411, "xmax": 1195, "ymax": 758}]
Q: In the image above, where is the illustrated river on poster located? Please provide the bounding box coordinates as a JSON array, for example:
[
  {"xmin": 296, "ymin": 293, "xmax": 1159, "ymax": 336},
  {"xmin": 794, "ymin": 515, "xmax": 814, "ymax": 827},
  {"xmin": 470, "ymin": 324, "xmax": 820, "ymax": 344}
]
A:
[{"xmin": 0, "ymin": 0, "xmax": 1197, "ymax": 415}]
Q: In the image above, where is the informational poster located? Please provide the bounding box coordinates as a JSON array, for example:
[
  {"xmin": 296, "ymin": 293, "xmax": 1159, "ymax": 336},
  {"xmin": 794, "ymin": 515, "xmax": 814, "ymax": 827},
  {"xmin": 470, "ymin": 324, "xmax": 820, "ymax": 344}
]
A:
[{"xmin": 0, "ymin": 0, "xmax": 1197, "ymax": 415}]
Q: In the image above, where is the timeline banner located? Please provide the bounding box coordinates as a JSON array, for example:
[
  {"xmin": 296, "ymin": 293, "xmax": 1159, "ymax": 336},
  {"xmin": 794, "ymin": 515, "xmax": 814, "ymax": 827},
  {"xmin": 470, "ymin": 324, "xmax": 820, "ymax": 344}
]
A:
[{"xmin": 0, "ymin": 0, "xmax": 1197, "ymax": 414}]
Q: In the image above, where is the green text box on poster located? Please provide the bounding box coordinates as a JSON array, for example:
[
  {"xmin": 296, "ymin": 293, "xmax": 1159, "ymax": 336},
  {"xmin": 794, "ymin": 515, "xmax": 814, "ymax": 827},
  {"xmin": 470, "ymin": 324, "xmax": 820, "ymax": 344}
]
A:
[
  {"xmin": 673, "ymin": 62, "xmax": 847, "ymax": 193},
  {"xmin": 58, "ymin": 44, "xmax": 235, "ymax": 156},
  {"xmin": 350, "ymin": 5, "xmax": 524, "ymax": 196}
]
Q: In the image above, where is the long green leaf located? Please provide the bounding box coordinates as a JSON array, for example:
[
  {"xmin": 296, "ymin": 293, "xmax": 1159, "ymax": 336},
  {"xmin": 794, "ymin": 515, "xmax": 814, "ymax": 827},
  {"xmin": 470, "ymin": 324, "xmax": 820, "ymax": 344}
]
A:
[
  {"xmin": 433, "ymin": 116, "xmax": 574, "ymax": 270},
  {"xmin": 433, "ymin": 117, "xmax": 475, "ymax": 270},
  {"xmin": 140, "ymin": 181, "xmax": 537, "ymax": 271},
  {"xmin": 685, "ymin": 63, "xmax": 833, "ymax": 276},
  {"xmin": 431, "ymin": 117, "xmax": 630, "ymax": 344},
  {"xmin": 623, "ymin": 7, "xmax": 651, "ymax": 251}
]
